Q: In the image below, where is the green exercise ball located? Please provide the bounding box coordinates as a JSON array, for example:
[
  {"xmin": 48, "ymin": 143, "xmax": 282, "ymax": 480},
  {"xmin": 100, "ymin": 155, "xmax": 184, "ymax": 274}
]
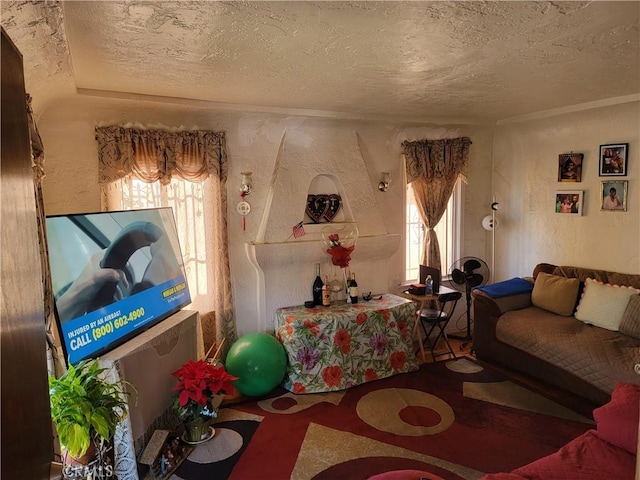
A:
[{"xmin": 225, "ymin": 333, "xmax": 287, "ymax": 397}]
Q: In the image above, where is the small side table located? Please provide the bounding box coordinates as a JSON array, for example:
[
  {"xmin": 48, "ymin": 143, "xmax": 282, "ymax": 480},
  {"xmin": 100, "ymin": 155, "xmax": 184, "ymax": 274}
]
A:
[{"xmin": 396, "ymin": 285, "xmax": 457, "ymax": 363}]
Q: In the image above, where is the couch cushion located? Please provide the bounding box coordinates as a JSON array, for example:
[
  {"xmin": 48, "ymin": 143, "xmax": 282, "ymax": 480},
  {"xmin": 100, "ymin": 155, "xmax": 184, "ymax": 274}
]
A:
[
  {"xmin": 496, "ymin": 307, "xmax": 640, "ymax": 393},
  {"xmin": 592, "ymin": 382, "xmax": 640, "ymax": 454},
  {"xmin": 619, "ymin": 294, "xmax": 640, "ymax": 339},
  {"xmin": 575, "ymin": 278, "xmax": 640, "ymax": 331},
  {"xmin": 531, "ymin": 272, "xmax": 579, "ymax": 316},
  {"xmin": 549, "ymin": 265, "xmax": 640, "ymax": 289}
]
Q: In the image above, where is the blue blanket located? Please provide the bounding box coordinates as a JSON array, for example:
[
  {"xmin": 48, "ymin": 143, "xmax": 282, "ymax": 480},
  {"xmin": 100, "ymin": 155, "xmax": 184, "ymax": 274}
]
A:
[{"xmin": 474, "ymin": 277, "xmax": 533, "ymax": 298}]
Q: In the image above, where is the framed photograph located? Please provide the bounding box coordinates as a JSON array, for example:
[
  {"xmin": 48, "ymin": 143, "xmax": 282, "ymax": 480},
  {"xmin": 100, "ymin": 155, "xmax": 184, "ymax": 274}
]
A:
[
  {"xmin": 555, "ymin": 191, "xmax": 583, "ymax": 216},
  {"xmin": 558, "ymin": 153, "xmax": 583, "ymax": 182},
  {"xmin": 599, "ymin": 143, "xmax": 628, "ymax": 176},
  {"xmin": 601, "ymin": 181, "xmax": 628, "ymax": 211}
]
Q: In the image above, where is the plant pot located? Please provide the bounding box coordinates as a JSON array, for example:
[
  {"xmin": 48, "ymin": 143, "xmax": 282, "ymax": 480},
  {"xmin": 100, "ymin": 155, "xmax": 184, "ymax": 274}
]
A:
[
  {"xmin": 61, "ymin": 438, "xmax": 114, "ymax": 479},
  {"xmin": 184, "ymin": 417, "xmax": 206, "ymax": 443}
]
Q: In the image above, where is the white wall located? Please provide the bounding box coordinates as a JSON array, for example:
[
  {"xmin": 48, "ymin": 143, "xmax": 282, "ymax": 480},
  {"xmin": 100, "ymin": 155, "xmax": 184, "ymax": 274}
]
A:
[
  {"xmin": 492, "ymin": 101, "xmax": 640, "ymax": 279},
  {"xmin": 38, "ymin": 94, "xmax": 493, "ymax": 335}
]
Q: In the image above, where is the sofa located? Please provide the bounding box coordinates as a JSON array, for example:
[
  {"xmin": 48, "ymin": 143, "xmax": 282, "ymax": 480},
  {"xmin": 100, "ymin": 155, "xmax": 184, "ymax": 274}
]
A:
[
  {"xmin": 473, "ymin": 263, "xmax": 640, "ymax": 405},
  {"xmin": 366, "ymin": 383, "xmax": 639, "ymax": 480},
  {"xmin": 479, "ymin": 381, "xmax": 639, "ymax": 480}
]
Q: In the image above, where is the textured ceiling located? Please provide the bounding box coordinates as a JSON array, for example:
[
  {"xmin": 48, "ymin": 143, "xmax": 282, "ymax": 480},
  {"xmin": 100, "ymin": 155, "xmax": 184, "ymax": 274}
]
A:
[{"xmin": 2, "ymin": 1, "xmax": 639, "ymax": 123}]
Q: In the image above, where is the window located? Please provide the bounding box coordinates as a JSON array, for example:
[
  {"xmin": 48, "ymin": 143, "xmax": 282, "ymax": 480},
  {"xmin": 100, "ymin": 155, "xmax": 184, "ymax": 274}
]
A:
[
  {"xmin": 116, "ymin": 177, "xmax": 213, "ymax": 308},
  {"xmin": 404, "ymin": 180, "xmax": 461, "ymax": 283}
]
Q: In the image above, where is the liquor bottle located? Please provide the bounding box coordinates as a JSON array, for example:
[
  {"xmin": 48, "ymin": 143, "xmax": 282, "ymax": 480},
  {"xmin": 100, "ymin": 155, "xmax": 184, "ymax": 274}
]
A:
[
  {"xmin": 349, "ymin": 272, "xmax": 358, "ymax": 304},
  {"xmin": 312, "ymin": 263, "xmax": 324, "ymax": 306},
  {"xmin": 322, "ymin": 275, "xmax": 331, "ymax": 306},
  {"xmin": 425, "ymin": 274, "xmax": 433, "ymax": 295}
]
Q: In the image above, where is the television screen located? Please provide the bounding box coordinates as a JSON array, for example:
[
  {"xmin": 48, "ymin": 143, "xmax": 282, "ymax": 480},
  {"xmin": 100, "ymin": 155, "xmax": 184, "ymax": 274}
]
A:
[{"xmin": 46, "ymin": 207, "xmax": 191, "ymax": 365}]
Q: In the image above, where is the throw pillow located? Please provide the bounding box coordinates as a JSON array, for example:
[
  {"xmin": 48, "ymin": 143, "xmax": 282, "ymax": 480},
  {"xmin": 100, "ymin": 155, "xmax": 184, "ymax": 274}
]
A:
[
  {"xmin": 593, "ymin": 382, "xmax": 640, "ymax": 454},
  {"xmin": 531, "ymin": 272, "xmax": 580, "ymax": 316},
  {"xmin": 619, "ymin": 294, "xmax": 640, "ymax": 339},
  {"xmin": 574, "ymin": 278, "xmax": 640, "ymax": 331}
]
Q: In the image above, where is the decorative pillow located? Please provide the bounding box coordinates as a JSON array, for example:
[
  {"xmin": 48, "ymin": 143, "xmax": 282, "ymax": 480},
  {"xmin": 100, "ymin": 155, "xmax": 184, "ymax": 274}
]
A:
[
  {"xmin": 592, "ymin": 382, "xmax": 640, "ymax": 453},
  {"xmin": 531, "ymin": 272, "xmax": 580, "ymax": 316},
  {"xmin": 574, "ymin": 278, "xmax": 640, "ymax": 331},
  {"xmin": 619, "ymin": 294, "xmax": 640, "ymax": 339}
]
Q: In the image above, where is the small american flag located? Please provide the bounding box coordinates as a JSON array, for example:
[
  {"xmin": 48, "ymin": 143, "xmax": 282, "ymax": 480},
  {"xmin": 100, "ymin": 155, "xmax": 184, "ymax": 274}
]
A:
[{"xmin": 292, "ymin": 221, "xmax": 306, "ymax": 239}]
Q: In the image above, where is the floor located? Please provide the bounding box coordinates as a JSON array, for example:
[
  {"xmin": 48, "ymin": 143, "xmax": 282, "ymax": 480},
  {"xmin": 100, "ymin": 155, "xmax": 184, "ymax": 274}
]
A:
[
  {"xmin": 416, "ymin": 334, "xmax": 598, "ymax": 417},
  {"xmin": 225, "ymin": 331, "xmax": 597, "ymax": 418},
  {"xmin": 414, "ymin": 331, "xmax": 472, "ymax": 364}
]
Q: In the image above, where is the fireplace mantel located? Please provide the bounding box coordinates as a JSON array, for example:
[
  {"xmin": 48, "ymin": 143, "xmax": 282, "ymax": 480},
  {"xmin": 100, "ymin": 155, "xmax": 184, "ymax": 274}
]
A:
[
  {"xmin": 245, "ymin": 128, "xmax": 398, "ymax": 332},
  {"xmin": 247, "ymin": 234, "xmax": 401, "ymax": 331}
]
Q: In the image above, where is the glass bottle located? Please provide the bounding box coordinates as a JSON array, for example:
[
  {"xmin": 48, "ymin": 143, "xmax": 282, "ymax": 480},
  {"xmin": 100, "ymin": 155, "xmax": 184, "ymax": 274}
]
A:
[
  {"xmin": 349, "ymin": 272, "xmax": 358, "ymax": 304},
  {"xmin": 425, "ymin": 274, "xmax": 433, "ymax": 295},
  {"xmin": 322, "ymin": 275, "xmax": 331, "ymax": 306},
  {"xmin": 312, "ymin": 263, "xmax": 324, "ymax": 306}
]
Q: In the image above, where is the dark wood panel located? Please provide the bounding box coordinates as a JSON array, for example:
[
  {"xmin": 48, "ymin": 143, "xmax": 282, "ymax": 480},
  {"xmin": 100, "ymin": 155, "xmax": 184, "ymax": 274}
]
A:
[{"xmin": 1, "ymin": 27, "xmax": 53, "ymax": 479}]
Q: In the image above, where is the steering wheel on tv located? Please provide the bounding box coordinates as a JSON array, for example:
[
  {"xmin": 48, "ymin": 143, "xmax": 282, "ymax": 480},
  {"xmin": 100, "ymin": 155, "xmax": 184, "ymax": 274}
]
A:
[{"xmin": 88, "ymin": 221, "xmax": 164, "ymax": 311}]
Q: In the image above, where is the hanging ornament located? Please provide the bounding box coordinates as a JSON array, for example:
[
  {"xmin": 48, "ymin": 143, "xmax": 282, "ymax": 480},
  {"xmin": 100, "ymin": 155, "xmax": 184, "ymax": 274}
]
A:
[{"xmin": 237, "ymin": 192, "xmax": 250, "ymax": 231}]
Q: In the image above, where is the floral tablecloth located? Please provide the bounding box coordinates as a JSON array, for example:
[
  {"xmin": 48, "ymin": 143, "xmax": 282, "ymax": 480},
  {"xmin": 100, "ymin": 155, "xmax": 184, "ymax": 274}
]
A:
[{"xmin": 274, "ymin": 294, "xmax": 419, "ymax": 394}]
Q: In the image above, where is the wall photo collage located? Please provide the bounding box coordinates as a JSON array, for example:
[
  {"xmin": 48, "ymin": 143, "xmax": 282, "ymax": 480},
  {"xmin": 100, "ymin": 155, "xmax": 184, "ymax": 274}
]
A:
[{"xmin": 556, "ymin": 143, "xmax": 629, "ymax": 215}]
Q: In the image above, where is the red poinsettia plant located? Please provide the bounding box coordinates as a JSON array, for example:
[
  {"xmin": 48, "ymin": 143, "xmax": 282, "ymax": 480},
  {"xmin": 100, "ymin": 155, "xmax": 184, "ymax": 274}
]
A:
[
  {"xmin": 172, "ymin": 359, "xmax": 237, "ymax": 423},
  {"xmin": 326, "ymin": 233, "xmax": 355, "ymax": 268}
]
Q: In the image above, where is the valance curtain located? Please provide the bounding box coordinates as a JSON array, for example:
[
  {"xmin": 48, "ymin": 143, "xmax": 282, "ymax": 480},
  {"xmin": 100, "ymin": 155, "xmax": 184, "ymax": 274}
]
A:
[
  {"xmin": 95, "ymin": 126, "xmax": 227, "ymax": 185},
  {"xmin": 95, "ymin": 126, "xmax": 236, "ymax": 357},
  {"xmin": 402, "ymin": 137, "xmax": 472, "ymax": 271}
]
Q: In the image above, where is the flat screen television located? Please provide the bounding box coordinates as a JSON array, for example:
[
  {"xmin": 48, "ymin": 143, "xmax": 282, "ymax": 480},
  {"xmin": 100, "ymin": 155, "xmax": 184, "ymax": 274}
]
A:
[{"xmin": 46, "ymin": 207, "xmax": 191, "ymax": 365}]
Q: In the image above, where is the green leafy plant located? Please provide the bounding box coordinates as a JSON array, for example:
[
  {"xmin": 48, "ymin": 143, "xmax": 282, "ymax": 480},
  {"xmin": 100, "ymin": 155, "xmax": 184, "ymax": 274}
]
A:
[{"xmin": 49, "ymin": 359, "xmax": 134, "ymax": 459}]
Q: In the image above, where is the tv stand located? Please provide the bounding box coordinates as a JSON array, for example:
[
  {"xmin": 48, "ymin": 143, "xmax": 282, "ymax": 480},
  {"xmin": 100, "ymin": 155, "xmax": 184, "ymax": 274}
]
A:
[{"xmin": 100, "ymin": 309, "xmax": 201, "ymax": 480}]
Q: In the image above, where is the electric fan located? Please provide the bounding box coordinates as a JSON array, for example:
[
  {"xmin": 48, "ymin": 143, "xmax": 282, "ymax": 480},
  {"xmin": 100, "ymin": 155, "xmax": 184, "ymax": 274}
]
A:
[{"xmin": 448, "ymin": 256, "xmax": 490, "ymax": 347}]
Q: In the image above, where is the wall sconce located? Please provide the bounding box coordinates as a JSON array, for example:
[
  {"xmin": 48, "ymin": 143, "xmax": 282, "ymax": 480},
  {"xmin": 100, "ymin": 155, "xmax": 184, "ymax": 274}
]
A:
[
  {"xmin": 240, "ymin": 171, "xmax": 253, "ymax": 196},
  {"xmin": 378, "ymin": 172, "xmax": 391, "ymax": 192}
]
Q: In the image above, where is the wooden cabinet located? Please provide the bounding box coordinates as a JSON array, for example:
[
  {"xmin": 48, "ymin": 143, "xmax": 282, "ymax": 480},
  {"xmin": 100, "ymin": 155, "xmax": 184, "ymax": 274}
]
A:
[{"xmin": 1, "ymin": 27, "xmax": 54, "ymax": 479}]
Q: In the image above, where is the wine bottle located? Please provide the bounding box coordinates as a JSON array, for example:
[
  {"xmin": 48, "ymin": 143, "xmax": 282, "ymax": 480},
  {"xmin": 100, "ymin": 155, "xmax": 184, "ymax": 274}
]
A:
[
  {"xmin": 322, "ymin": 275, "xmax": 331, "ymax": 306},
  {"xmin": 312, "ymin": 263, "xmax": 324, "ymax": 306},
  {"xmin": 349, "ymin": 272, "xmax": 358, "ymax": 304}
]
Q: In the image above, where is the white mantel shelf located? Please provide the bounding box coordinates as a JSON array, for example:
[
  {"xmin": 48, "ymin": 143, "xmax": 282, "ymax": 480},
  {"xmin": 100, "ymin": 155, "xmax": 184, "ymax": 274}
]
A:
[
  {"xmin": 247, "ymin": 234, "xmax": 401, "ymax": 331},
  {"xmin": 251, "ymin": 234, "xmax": 401, "ymax": 268}
]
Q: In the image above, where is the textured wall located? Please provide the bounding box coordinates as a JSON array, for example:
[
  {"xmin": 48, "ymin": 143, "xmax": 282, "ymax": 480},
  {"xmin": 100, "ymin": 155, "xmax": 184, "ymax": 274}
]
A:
[
  {"xmin": 37, "ymin": 94, "xmax": 493, "ymax": 334},
  {"xmin": 493, "ymin": 101, "xmax": 640, "ymax": 278}
]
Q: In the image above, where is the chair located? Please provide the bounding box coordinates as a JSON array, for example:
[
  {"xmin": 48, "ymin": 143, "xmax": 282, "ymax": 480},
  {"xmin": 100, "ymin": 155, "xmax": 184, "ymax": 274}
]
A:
[
  {"xmin": 419, "ymin": 291, "xmax": 462, "ymax": 361},
  {"xmin": 419, "ymin": 265, "xmax": 441, "ymax": 293}
]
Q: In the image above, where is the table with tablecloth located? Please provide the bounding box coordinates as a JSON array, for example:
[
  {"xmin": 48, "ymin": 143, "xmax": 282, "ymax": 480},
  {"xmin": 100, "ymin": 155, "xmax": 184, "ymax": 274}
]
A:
[{"xmin": 274, "ymin": 293, "xmax": 419, "ymax": 394}]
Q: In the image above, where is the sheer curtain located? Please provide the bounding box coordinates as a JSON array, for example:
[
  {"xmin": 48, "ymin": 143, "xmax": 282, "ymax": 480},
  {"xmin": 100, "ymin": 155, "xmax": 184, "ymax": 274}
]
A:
[
  {"xmin": 402, "ymin": 137, "xmax": 472, "ymax": 271},
  {"xmin": 96, "ymin": 126, "xmax": 236, "ymax": 357}
]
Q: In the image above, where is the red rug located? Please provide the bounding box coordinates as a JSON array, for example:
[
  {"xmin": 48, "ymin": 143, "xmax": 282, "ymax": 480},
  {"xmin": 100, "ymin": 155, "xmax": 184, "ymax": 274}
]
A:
[{"xmin": 173, "ymin": 358, "xmax": 594, "ymax": 480}]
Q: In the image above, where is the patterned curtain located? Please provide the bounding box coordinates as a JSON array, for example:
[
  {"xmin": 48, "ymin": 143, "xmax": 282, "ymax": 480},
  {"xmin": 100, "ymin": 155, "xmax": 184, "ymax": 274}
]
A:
[
  {"xmin": 402, "ymin": 137, "xmax": 472, "ymax": 270},
  {"xmin": 95, "ymin": 126, "xmax": 236, "ymax": 358}
]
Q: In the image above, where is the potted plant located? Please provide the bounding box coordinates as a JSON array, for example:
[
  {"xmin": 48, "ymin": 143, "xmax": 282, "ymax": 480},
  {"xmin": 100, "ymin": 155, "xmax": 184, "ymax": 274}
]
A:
[
  {"xmin": 49, "ymin": 359, "xmax": 134, "ymax": 478},
  {"xmin": 172, "ymin": 359, "xmax": 237, "ymax": 442}
]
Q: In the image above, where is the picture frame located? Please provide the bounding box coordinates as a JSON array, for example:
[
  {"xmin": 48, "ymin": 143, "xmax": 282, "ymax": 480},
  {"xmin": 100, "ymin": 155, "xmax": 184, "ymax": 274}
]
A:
[
  {"xmin": 558, "ymin": 153, "xmax": 583, "ymax": 182},
  {"xmin": 599, "ymin": 143, "xmax": 628, "ymax": 176},
  {"xmin": 601, "ymin": 180, "xmax": 628, "ymax": 211},
  {"xmin": 555, "ymin": 190, "xmax": 583, "ymax": 216}
]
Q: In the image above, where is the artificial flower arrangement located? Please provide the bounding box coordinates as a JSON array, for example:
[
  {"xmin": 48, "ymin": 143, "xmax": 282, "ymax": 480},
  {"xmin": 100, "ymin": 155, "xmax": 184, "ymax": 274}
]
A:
[
  {"xmin": 326, "ymin": 233, "xmax": 355, "ymax": 268},
  {"xmin": 172, "ymin": 359, "xmax": 237, "ymax": 424},
  {"xmin": 325, "ymin": 232, "xmax": 359, "ymax": 299}
]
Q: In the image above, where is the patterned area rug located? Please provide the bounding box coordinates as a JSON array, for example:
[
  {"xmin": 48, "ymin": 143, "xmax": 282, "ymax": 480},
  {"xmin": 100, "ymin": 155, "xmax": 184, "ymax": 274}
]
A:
[{"xmin": 172, "ymin": 358, "xmax": 594, "ymax": 480}]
